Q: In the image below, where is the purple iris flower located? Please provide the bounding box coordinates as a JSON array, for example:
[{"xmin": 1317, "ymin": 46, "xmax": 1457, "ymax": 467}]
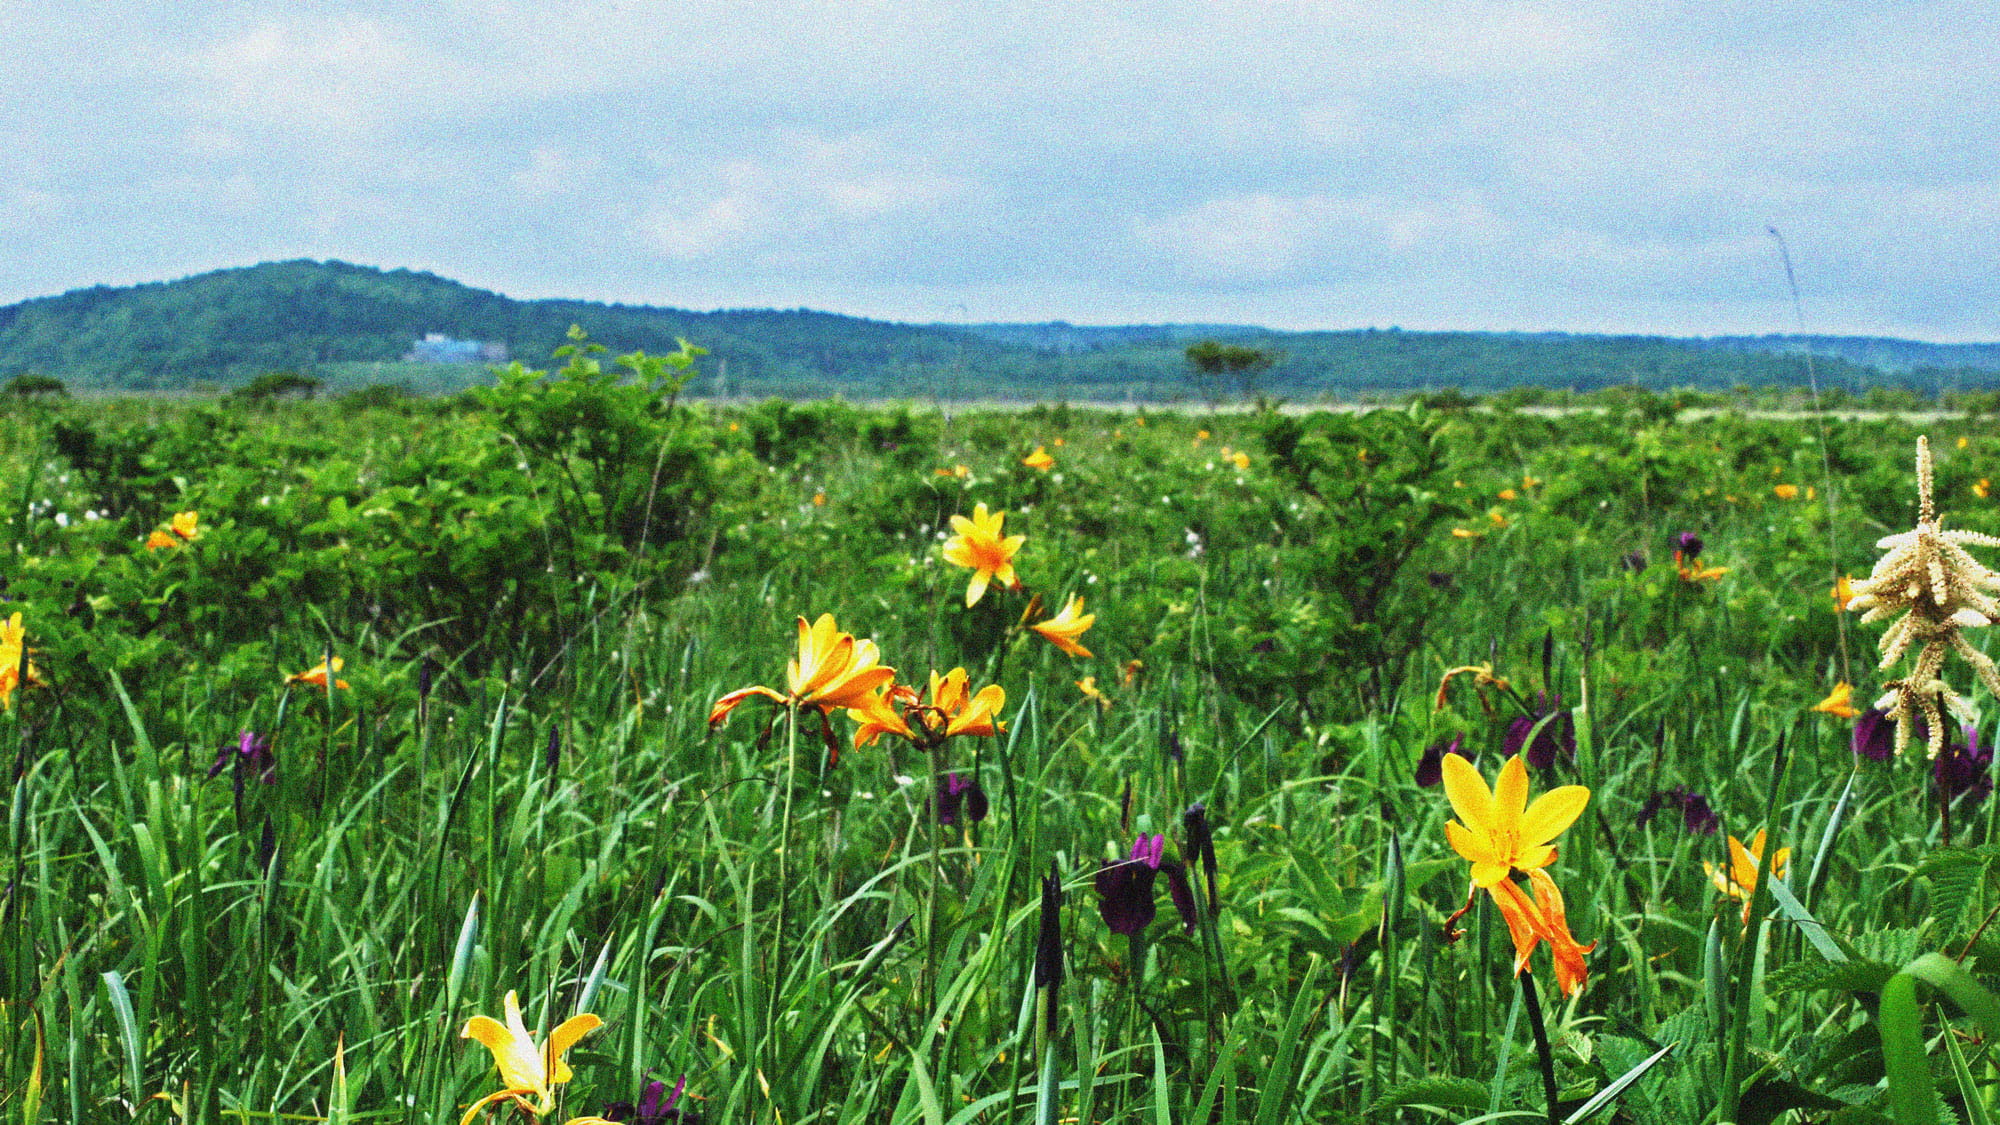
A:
[
  {"xmin": 1675, "ymin": 531, "xmax": 1704, "ymax": 558},
  {"xmin": 207, "ymin": 731, "xmax": 275, "ymax": 785},
  {"xmin": 1934, "ymin": 724, "xmax": 1995, "ymax": 807},
  {"xmin": 602, "ymin": 1076, "xmax": 700, "ymax": 1124},
  {"xmin": 936, "ymin": 772, "xmax": 989, "ymax": 825},
  {"xmin": 1095, "ymin": 834, "xmax": 1198, "ymax": 936},
  {"xmin": 1635, "ymin": 786, "xmax": 1720, "ymax": 835},
  {"xmin": 1414, "ymin": 734, "xmax": 1472, "ymax": 788},
  {"xmin": 1852, "ymin": 708, "xmax": 1896, "ymax": 762},
  {"xmin": 1504, "ymin": 695, "xmax": 1575, "ymax": 771}
]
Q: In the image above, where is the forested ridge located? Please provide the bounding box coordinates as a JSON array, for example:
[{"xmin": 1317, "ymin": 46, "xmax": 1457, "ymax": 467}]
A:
[{"xmin": 1, "ymin": 258, "xmax": 1993, "ymax": 398}]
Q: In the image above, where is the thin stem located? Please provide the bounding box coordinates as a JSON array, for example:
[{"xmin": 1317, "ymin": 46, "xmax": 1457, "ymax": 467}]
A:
[{"xmin": 1518, "ymin": 971, "xmax": 1560, "ymax": 1125}]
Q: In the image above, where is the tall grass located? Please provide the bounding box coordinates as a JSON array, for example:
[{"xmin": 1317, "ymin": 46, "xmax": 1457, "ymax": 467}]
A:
[{"xmin": 0, "ymin": 393, "xmax": 1993, "ymax": 1123}]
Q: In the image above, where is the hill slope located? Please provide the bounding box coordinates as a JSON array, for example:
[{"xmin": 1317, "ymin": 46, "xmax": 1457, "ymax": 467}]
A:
[{"xmin": 0, "ymin": 259, "xmax": 1991, "ymax": 398}]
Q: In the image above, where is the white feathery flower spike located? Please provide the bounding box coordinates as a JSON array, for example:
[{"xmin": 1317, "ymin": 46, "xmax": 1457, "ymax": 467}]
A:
[{"xmin": 1846, "ymin": 435, "xmax": 2000, "ymax": 757}]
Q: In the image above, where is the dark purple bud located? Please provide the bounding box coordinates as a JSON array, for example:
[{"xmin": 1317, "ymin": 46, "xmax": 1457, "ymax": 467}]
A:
[
  {"xmin": 936, "ymin": 772, "xmax": 988, "ymax": 825},
  {"xmin": 1163, "ymin": 729, "xmax": 1184, "ymax": 765},
  {"xmin": 1035, "ymin": 864, "xmax": 1063, "ymax": 991},
  {"xmin": 1675, "ymin": 531, "xmax": 1704, "ymax": 558},
  {"xmin": 1119, "ymin": 778, "xmax": 1133, "ymax": 834},
  {"xmin": 1414, "ymin": 734, "xmax": 1470, "ymax": 788},
  {"xmin": 1162, "ymin": 860, "xmax": 1199, "ymax": 932},
  {"xmin": 1426, "ymin": 571, "xmax": 1455, "ymax": 589},
  {"xmin": 1504, "ymin": 696, "xmax": 1574, "ymax": 772},
  {"xmin": 545, "ymin": 726, "xmax": 562, "ymax": 774},
  {"xmin": 1183, "ymin": 802, "xmax": 1219, "ymax": 911},
  {"xmin": 257, "ymin": 818, "xmax": 278, "ymax": 874},
  {"xmin": 1622, "ymin": 550, "xmax": 1648, "ymax": 572},
  {"xmin": 1934, "ymin": 723, "xmax": 1995, "ymax": 806},
  {"xmin": 1852, "ymin": 707, "xmax": 1896, "ymax": 762},
  {"xmin": 418, "ymin": 657, "xmax": 435, "ymax": 702}
]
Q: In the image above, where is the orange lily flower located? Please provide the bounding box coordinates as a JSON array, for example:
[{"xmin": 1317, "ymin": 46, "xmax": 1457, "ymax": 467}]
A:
[
  {"xmin": 1811, "ymin": 682, "xmax": 1858, "ymax": 719},
  {"xmin": 1490, "ymin": 868, "xmax": 1595, "ymax": 997},
  {"xmin": 1022, "ymin": 445, "xmax": 1055, "ymax": 471},
  {"xmin": 849, "ymin": 667, "xmax": 1006, "ymax": 749},
  {"xmin": 708, "ymin": 613, "xmax": 899, "ymax": 728},
  {"xmin": 145, "ymin": 510, "xmax": 200, "ymax": 550},
  {"xmin": 1832, "ymin": 575, "xmax": 1854, "ymax": 611},
  {"xmin": 287, "ymin": 657, "xmax": 350, "ymax": 690},
  {"xmin": 1030, "ymin": 594, "xmax": 1095, "ymax": 658},
  {"xmin": 1774, "ymin": 483, "xmax": 1799, "ymax": 500},
  {"xmin": 941, "ymin": 503, "xmax": 1025, "ymax": 607},
  {"xmin": 459, "ymin": 990, "xmax": 601, "ymax": 1124},
  {"xmin": 1674, "ymin": 550, "xmax": 1728, "ymax": 582},
  {"xmin": 1441, "ymin": 754, "xmax": 1589, "ymax": 889}
]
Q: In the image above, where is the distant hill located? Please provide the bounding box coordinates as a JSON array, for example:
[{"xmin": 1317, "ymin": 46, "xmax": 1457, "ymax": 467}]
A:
[
  {"xmin": 0, "ymin": 259, "xmax": 1993, "ymax": 399},
  {"xmin": 1695, "ymin": 334, "xmax": 2000, "ymax": 374}
]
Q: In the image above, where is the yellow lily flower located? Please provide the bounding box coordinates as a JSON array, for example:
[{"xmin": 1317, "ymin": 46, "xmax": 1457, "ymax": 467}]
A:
[
  {"xmin": 1706, "ymin": 829, "xmax": 1789, "ymax": 902},
  {"xmin": 459, "ymin": 990, "xmax": 602, "ymax": 1124},
  {"xmin": 1022, "ymin": 445, "xmax": 1055, "ymax": 471},
  {"xmin": 286, "ymin": 657, "xmax": 350, "ymax": 690},
  {"xmin": 1832, "ymin": 575, "xmax": 1854, "ymax": 611},
  {"xmin": 0, "ymin": 612, "xmax": 44, "ymax": 709},
  {"xmin": 1774, "ymin": 483, "xmax": 1799, "ymax": 500},
  {"xmin": 1440, "ymin": 754, "xmax": 1589, "ymax": 889},
  {"xmin": 1077, "ymin": 675, "xmax": 1110, "ymax": 709},
  {"xmin": 1811, "ymin": 682, "xmax": 1858, "ymax": 719},
  {"xmin": 1490, "ymin": 868, "xmax": 1595, "ymax": 997},
  {"xmin": 1030, "ymin": 594, "xmax": 1095, "ymax": 658},
  {"xmin": 849, "ymin": 667, "xmax": 1006, "ymax": 749},
  {"xmin": 941, "ymin": 503, "xmax": 1025, "ymax": 607},
  {"xmin": 1229, "ymin": 451, "xmax": 1250, "ymax": 471},
  {"xmin": 708, "ymin": 613, "xmax": 899, "ymax": 727}
]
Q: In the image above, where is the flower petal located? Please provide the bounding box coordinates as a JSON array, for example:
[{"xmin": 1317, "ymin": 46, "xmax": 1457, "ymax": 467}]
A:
[
  {"xmin": 1519, "ymin": 784, "xmax": 1591, "ymax": 847},
  {"xmin": 1439, "ymin": 754, "xmax": 1495, "ymax": 837},
  {"xmin": 1492, "ymin": 755, "xmax": 1531, "ymax": 823}
]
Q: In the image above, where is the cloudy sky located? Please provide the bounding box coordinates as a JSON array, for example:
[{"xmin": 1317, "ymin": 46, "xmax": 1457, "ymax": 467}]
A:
[{"xmin": 2, "ymin": 1, "xmax": 1993, "ymax": 339}]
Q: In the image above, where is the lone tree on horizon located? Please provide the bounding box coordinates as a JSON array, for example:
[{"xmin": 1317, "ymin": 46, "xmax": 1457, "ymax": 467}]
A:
[{"xmin": 1185, "ymin": 339, "xmax": 1279, "ymax": 404}]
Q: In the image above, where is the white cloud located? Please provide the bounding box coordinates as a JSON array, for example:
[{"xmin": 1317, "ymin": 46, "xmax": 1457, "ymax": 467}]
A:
[
  {"xmin": 1132, "ymin": 191, "xmax": 1503, "ymax": 284},
  {"xmin": 632, "ymin": 136, "xmax": 973, "ymax": 272},
  {"xmin": 0, "ymin": 1, "xmax": 1996, "ymax": 339}
]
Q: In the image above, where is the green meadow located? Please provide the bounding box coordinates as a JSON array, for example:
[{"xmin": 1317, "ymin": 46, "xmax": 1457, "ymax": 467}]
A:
[{"xmin": 0, "ymin": 336, "xmax": 1996, "ymax": 1124}]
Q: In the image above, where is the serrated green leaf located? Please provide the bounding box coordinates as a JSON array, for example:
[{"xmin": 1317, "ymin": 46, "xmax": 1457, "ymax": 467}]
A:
[{"xmin": 1366, "ymin": 1076, "xmax": 1489, "ymax": 1115}]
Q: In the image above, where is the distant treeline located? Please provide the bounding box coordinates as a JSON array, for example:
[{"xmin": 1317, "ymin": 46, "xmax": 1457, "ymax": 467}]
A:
[{"xmin": 1, "ymin": 259, "xmax": 1995, "ymax": 400}]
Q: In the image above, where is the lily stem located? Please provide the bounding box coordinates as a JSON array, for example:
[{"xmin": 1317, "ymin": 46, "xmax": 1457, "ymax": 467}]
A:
[{"xmin": 1518, "ymin": 971, "xmax": 1560, "ymax": 1125}]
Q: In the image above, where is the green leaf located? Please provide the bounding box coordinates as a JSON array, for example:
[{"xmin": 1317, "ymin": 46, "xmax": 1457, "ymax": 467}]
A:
[{"xmin": 1366, "ymin": 1076, "xmax": 1490, "ymax": 1115}]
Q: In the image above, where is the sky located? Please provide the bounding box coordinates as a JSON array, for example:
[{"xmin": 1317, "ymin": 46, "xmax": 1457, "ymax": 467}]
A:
[{"xmin": 2, "ymin": 1, "xmax": 1995, "ymax": 340}]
